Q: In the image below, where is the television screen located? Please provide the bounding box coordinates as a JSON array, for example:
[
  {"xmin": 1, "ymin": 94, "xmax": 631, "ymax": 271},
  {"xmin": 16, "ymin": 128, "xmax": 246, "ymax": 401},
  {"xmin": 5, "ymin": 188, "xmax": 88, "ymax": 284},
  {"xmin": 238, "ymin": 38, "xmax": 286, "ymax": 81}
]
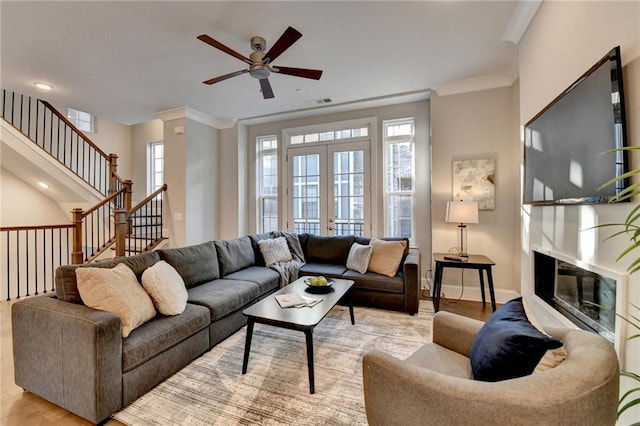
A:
[{"xmin": 523, "ymin": 46, "xmax": 628, "ymax": 205}]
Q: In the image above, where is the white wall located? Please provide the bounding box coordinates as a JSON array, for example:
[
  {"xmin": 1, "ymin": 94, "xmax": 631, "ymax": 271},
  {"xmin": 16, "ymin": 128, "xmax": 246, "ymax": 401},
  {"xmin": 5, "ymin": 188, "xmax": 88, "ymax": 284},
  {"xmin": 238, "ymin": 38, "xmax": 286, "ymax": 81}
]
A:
[
  {"xmin": 519, "ymin": 2, "xmax": 640, "ymax": 421},
  {"xmin": 131, "ymin": 119, "xmax": 163, "ymax": 202},
  {"xmin": 185, "ymin": 120, "xmax": 218, "ymax": 244},
  {"xmin": 89, "ymin": 117, "xmax": 133, "ymax": 181},
  {"xmin": 162, "ymin": 117, "xmax": 219, "ymax": 247},
  {"xmin": 431, "ymin": 84, "xmax": 521, "ymax": 303},
  {"xmin": 0, "ymin": 169, "xmax": 71, "ymax": 226}
]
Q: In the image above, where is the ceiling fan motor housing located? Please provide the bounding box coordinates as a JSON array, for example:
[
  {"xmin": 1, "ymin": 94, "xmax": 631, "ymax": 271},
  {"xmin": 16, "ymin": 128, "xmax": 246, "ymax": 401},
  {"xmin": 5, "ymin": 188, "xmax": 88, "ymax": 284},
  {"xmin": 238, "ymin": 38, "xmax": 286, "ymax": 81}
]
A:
[
  {"xmin": 249, "ymin": 50, "xmax": 270, "ymax": 79},
  {"xmin": 250, "ymin": 36, "xmax": 266, "ymax": 52}
]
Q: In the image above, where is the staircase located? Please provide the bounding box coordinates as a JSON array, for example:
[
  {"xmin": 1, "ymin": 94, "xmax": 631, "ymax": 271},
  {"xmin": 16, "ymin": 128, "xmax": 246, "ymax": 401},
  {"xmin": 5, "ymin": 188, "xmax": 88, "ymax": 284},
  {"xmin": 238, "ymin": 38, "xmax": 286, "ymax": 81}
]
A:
[{"xmin": 0, "ymin": 89, "xmax": 167, "ymax": 300}]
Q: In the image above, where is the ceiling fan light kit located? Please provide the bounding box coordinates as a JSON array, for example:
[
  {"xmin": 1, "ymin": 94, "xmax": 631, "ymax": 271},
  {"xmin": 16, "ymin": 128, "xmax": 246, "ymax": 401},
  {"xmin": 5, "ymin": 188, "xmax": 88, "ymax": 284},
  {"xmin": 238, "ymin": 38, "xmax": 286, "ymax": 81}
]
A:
[{"xmin": 197, "ymin": 26, "xmax": 323, "ymax": 99}]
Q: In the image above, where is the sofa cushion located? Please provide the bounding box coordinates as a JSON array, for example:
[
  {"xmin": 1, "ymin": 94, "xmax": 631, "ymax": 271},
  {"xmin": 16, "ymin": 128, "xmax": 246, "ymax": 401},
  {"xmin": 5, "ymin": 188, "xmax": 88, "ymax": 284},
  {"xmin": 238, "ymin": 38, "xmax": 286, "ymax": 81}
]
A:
[
  {"xmin": 215, "ymin": 237, "xmax": 256, "ymax": 276},
  {"xmin": 346, "ymin": 242, "xmax": 373, "ymax": 274},
  {"xmin": 141, "ymin": 261, "xmax": 188, "ymax": 315},
  {"xmin": 342, "ymin": 270, "xmax": 405, "ymax": 293},
  {"xmin": 470, "ymin": 297, "xmax": 564, "ymax": 382},
  {"xmin": 304, "ymin": 234, "xmax": 355, "ymax": 265},
  {"xmin": 158, "ymin": 242, "xmax": 219, "ymax": 289},
  {"xmin": 258, "ymin": 237, "xmax": 292, "ymax": 266},
  {"xmin": 368, "ymin": 239, "xmax": 407, "ymax": 277},
  {"xmin": 121, "ymin": 303, "xmax": 209, "ymax": 372},
  {"xmin": 56, "ymin": 251, "xmax": 160, "ymax": 304},
  {"xmin": 76, "ymin": 263, "xmax": 157, "ymax": 338},
  {"xmin": 299, "ymin": 263, "xmax": 348, "ymax": 278},
  {"xmin": 187, "ymin": 279, "xmax": 261, "ymax": 322},
  {"xmin": 223, "ymin": 266, "xmax": 280, "ymax": 295}
]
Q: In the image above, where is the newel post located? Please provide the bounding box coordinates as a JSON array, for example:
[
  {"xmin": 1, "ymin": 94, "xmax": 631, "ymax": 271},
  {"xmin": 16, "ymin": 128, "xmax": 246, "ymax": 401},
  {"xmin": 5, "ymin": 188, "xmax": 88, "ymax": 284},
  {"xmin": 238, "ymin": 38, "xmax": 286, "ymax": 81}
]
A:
[
  {"xmin": 123, "ymin": 180, "xmax": 133, "ymax": 211},
  {"xmin": 71, "ymin": 208, "xmax": 84, "ymax": 264},
  {"xmin": 108, "ymin": 153, "xmax": 119, "ymax": 195},
  {"xmin": 114, "ymin": 209, "xmax": 128, "ymax": 257}
]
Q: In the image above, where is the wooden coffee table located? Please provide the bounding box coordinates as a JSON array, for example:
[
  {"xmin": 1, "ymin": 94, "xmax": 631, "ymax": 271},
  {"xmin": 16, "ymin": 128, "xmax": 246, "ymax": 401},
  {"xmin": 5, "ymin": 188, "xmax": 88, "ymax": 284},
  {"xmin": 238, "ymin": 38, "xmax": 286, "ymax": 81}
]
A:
[{"xmin": 241, "ymin": 277, "xmax": 355, "ymax": 394}]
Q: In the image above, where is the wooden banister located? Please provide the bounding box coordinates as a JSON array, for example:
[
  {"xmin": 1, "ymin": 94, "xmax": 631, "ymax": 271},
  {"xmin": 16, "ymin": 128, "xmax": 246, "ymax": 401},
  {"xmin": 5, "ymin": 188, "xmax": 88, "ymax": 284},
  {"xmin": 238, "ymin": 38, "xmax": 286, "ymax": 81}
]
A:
[
  {"xmin": 38, "ymin": 99, "xmax": 109, "ymax": 159},
  {"xmin": 130, "ymin": 184, "xmax": 168, "ymax": 213}
]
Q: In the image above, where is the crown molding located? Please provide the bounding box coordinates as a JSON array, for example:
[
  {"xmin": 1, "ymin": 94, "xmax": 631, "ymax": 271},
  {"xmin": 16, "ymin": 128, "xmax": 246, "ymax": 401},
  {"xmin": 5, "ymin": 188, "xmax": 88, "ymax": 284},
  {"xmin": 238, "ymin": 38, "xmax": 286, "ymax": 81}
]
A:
[
  {"xmin": 431, "ymin": 69, "xmax": 518, "ymax": 97},
  {"xmin": 501, "ymin": 0, "xmax": 543, "ymax": 45},
  {"xmin": 155, "ymin": 107, "xmax": 236, "ymax": 129}
]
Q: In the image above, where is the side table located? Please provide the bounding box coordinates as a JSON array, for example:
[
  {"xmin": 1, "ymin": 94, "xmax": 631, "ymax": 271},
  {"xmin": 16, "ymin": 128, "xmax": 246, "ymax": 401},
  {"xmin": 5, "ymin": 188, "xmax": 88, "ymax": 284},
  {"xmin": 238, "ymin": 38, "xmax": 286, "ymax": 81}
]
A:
[{"xmin": 432, "ymin": 253, "xmax": 496, "ymax": 312}]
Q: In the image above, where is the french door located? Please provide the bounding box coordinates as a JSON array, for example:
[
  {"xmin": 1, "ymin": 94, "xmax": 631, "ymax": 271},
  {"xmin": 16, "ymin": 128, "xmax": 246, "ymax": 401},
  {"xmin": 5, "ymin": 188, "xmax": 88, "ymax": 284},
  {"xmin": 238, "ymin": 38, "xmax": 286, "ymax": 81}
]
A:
[{"xmin": 287, "ymin": 142, "xmax": 370, "ymax": 236}]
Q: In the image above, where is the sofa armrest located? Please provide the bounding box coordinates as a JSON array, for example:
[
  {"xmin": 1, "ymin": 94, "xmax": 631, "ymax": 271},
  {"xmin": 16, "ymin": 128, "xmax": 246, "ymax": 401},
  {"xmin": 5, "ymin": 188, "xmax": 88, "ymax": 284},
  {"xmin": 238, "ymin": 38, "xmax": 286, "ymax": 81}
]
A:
[
  {"xmin": 402, "ymin": 248, "xmax": 421, "ymax": 314},
  {"xmin": 432, "ymin": 311, "xmax": 484, "ymax": 357},
  {"xmin": 12, "ymin": 295, "xmax": 123, "ymax": 424}
]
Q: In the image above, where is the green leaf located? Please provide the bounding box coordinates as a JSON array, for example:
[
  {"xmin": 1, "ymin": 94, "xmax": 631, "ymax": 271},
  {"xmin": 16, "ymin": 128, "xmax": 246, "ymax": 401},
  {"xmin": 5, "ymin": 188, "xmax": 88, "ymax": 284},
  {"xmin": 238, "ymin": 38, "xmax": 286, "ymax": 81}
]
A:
[{"xmin": 618, "ymin": 397, "xmax": 640, "ymax": 418}]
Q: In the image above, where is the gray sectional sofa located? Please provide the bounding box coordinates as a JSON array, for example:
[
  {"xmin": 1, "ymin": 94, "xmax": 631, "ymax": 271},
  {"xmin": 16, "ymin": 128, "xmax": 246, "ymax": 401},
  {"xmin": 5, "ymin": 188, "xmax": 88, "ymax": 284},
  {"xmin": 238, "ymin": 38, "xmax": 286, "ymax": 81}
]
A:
[{"xmin": 11, "ymin": 232, "xmax": 420, "ymax": 424}]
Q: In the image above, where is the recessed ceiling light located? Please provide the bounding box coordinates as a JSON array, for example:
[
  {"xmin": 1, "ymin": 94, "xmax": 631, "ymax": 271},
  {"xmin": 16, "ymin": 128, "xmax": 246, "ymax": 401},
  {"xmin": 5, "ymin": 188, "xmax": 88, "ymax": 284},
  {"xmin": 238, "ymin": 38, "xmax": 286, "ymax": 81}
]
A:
[
  {"xmin": 34, "ymin": 82, "xmax": 53, "ymax": 91},
  {"xmin": 37, "ymin": 181, "xmax": 51, "ymax": 189}
]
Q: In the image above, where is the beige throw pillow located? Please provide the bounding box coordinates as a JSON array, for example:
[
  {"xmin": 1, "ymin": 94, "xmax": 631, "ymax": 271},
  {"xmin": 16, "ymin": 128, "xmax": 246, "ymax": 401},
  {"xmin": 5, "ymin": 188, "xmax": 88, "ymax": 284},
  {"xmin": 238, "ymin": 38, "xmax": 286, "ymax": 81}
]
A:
[
  {"xmin": 367, "ymin": 239, "xmax": 407, "ymax": 277},
  {"xmin": 141, "ymin": 261, "xmax": 188, "ymax": 316},
  {"xmin": 76, "ymin": 263, "xmax": 156, "ymax": 338},
  {"xmin": 258, "ymin": 237, "xmax": 293, "ymax": 266},
  {"xmin": 346, "ymin": 242, "xmax": 373, "ymax": 274},
  {"xmin": 522, "ymin": 298, "xmax": 568, "ymax": 372}
]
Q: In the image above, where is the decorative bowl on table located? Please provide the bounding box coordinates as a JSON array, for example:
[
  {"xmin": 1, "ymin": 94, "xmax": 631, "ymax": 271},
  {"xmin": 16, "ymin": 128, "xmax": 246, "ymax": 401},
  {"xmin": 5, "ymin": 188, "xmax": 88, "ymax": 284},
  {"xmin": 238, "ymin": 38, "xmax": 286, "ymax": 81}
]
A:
[{"xmin": 304, "ymin": 276, "xmax": 335, "ymax": 293}]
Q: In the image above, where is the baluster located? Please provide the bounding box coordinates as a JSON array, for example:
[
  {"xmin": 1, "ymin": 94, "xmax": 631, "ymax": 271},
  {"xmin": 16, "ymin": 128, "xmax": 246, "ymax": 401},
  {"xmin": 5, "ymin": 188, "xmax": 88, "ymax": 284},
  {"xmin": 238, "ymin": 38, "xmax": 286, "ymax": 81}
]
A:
[{"xmin": 5, "ymin": 231, "xmax": 10, "ymax": 301}]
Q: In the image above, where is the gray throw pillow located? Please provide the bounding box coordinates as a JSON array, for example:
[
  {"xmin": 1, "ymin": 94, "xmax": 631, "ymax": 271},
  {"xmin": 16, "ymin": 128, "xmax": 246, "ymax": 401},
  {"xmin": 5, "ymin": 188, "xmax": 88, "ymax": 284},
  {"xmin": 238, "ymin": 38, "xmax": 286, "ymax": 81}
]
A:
[
  {"xmin": 346, "ymin": 242, "xmax": 373, "ymax": 274},
  {"xmin": 258, "ymin": 237, "xmax": 293, "ymax": 266}
]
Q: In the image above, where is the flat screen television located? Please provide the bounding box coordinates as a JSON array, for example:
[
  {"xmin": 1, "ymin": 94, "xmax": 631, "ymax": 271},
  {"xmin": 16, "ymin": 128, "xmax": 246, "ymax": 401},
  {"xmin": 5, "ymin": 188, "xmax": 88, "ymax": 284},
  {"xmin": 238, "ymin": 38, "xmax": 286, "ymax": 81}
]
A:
[{"xmin": 523, "ymin": 46, "xmax": 629, "ymax": 205}]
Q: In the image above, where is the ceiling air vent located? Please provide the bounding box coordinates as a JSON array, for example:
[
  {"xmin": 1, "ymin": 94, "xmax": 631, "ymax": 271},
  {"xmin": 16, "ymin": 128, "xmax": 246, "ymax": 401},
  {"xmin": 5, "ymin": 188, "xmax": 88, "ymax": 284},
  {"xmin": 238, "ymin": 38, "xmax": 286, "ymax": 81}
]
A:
[{"xmin": 315, "ymin": 98, "xmax": 332, "ymax": 104}]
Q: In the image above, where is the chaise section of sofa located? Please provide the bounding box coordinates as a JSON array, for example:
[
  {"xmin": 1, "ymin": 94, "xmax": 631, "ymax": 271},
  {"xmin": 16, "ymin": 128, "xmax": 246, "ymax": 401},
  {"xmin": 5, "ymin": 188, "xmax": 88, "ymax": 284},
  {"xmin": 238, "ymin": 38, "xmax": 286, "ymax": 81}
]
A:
[{"xmin": 297, "ymin": 234, "xmax": 421, "ymax": 314}]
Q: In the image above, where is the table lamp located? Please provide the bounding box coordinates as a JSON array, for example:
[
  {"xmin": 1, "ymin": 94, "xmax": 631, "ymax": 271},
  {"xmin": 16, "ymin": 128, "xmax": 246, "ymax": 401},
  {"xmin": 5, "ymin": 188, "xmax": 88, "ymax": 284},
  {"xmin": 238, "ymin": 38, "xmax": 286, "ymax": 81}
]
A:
[{"xmin": 445, "ymin": 200, "xmax": 479, "ymax": 258}]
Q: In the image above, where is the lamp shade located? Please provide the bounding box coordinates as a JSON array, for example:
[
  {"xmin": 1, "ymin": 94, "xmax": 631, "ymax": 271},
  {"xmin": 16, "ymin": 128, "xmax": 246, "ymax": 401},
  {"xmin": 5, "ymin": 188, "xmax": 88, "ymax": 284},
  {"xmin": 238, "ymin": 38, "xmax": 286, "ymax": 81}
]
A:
[{"xmin": 445, "ymin": 201, "xmax": 479, "ymax": 224}]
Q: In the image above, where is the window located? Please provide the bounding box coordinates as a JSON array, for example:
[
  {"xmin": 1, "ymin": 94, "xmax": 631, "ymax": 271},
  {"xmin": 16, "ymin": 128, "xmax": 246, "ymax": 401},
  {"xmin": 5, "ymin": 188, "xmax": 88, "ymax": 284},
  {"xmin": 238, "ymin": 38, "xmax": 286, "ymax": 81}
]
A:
[
  {"xmin": 383, "ymin": 118, "xmax": 415, "ymax": 241},
  {"xmin": 289, "ymin": 126, "xmax": 369, "ymax": 145},
  {"xmin": 257, "ymin": 136, "xmax": 278, "ymax": 233},
  {"xmin": 67, "ymin": 107, "xmax": 96, "ymax": 133},
  {"xmin": 148, "ymin": 141, "xmax": 164, "ymax": 194}
]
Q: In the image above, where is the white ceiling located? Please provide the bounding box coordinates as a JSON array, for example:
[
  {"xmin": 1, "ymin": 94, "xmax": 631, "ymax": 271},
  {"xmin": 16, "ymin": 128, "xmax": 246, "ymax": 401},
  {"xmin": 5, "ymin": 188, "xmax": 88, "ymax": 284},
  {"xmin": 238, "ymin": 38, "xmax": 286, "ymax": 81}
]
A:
[{"xmin": 1, "ymin": 1, "xmax": 533, "ymax": 126}]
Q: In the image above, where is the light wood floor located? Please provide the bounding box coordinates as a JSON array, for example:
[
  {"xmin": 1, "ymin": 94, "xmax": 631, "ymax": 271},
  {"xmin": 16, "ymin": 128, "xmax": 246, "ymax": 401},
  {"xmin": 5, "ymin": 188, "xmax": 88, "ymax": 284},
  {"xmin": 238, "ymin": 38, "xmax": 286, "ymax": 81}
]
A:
[{"xmin": 0, "ymin": 297, "xmax": 493, "ymax": 425}]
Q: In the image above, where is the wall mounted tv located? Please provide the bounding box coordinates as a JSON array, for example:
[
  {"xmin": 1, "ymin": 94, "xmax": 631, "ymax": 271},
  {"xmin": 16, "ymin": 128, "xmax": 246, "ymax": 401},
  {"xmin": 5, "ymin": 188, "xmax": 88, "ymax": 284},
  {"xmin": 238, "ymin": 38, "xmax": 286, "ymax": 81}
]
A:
[{"xmin": 523, "ymin": 46, "xmax": 629, "ymax": 205}]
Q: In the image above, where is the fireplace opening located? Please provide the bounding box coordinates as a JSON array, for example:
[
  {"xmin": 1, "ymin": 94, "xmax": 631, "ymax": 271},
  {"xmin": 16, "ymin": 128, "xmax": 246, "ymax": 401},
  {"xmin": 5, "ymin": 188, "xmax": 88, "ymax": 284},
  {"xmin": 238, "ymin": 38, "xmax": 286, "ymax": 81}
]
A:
[{"xmin": 533, "ymin": 250, "xmax": 617, "ymax": 344}]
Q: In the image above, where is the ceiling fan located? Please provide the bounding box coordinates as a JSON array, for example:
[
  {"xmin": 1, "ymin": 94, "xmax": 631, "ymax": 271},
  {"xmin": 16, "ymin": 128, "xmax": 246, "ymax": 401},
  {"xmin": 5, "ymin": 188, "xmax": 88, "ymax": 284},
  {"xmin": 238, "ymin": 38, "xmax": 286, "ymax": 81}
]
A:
[{"xmin": 197, "ymin": 26, "xmax": 323, "ymax": 99}]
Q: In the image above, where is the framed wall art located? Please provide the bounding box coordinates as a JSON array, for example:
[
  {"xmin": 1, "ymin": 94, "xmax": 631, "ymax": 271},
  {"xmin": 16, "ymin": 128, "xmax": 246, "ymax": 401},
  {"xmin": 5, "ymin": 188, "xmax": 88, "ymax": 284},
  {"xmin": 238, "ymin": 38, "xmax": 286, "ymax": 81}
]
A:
[{"xmin": 452, "ymin": 158, "xmax": 495, "ymax": 210}]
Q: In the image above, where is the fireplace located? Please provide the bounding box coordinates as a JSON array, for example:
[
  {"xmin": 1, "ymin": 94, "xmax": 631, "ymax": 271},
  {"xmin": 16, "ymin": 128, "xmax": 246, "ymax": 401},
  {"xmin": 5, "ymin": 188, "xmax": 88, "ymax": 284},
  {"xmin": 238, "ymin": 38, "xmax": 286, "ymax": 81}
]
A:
[{"xmin": 532, "ymin": 249, "xmax": 626, "ymax": 348}]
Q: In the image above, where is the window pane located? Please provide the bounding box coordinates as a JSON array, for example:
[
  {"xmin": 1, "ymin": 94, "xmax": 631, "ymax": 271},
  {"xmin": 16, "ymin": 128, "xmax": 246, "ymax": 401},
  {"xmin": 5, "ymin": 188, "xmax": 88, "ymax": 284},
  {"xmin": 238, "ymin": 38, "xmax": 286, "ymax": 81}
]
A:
[
  {"xmin": 291, "ymin": 135, "xmax": 304, "ymax": 144},
  {"xmin": 384, "ymin": 119, "xmax": 415, "ymax": 240},
  {"xmin": 319, "ymin": 132, "xmax": 334, "ymax": 141},
  {"xmin": 257, "ymin": 135, "xmax": 278, "ymax": 233},
  {"xmin": 305, "ymin": 133, "xmax": 319, "ymax": 143}
]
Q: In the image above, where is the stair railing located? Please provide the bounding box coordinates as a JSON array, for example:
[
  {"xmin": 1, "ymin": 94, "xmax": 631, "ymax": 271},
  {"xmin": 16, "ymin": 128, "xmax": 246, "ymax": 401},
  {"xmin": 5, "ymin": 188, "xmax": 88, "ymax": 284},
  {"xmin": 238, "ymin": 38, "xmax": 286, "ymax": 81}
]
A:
[
  {"xmin": 115, "ymin": 184, "xmax": 168, "ymax": 256},
  {"xmin": 71, "ymin": 180, "xmax": 132, "ymax": 264},
  {"xmin": 1, "ymin": 89, "xmax": 125, "ymax": 198},
  {"xmin": 0, "ymin": 224, "xmax": 74, "ymax": 300}
]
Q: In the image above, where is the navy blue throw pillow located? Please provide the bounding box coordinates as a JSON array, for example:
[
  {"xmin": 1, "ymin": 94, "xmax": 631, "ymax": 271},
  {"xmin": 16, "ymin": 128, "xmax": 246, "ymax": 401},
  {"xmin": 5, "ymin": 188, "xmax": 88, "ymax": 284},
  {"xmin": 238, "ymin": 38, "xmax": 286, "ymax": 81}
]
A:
[{"xmin": 470, "ymin": 297, "xmax": 563, "ymax": 382}]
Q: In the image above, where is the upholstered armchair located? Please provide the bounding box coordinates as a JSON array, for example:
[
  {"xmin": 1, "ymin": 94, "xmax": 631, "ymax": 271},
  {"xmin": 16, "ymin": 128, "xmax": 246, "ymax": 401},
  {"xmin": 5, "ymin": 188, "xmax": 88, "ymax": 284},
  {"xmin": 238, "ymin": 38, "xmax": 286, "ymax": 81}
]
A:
[{"xmin": 362, "ymin": 311, "xmax": 619, "ymax": 426}]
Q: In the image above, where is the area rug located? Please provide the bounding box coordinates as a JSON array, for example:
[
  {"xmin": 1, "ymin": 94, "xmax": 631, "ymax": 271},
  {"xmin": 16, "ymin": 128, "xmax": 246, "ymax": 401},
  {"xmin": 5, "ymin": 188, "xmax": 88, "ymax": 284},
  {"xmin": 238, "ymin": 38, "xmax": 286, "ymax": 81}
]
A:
[{"xmin": 113, "ymin": 303, "xmax": 434, "ymax": 425}]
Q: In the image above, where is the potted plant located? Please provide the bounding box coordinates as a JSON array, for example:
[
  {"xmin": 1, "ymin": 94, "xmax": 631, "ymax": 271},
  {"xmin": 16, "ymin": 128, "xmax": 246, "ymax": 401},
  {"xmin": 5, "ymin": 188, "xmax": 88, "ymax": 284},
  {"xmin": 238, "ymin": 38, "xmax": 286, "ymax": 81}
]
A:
[{"xmin": 596, "ymin": 145, "xmax": 640, "ymax": 422}]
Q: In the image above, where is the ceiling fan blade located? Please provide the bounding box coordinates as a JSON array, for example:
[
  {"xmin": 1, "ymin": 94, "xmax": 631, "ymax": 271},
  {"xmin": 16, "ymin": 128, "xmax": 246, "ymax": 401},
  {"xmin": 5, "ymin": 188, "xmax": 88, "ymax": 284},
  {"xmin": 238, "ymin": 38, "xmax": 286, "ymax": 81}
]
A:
[
  {"xmin": 273, "ymin": 66, "xmax": 323, "ymax": 80},
  {"xmin": 197, "ymin": 34, "xmax": 253, "ymax": 65},
  {"xmin": 259, "ymin": 78, "xmax": 274, "ymax": 99},
  {"xmin": 264, "ymin": 26, "xmax": 302, "ymax": 63},
  {"xmin": 203, "ymin": 69, "xmax": 248, "ymax": 85}
]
